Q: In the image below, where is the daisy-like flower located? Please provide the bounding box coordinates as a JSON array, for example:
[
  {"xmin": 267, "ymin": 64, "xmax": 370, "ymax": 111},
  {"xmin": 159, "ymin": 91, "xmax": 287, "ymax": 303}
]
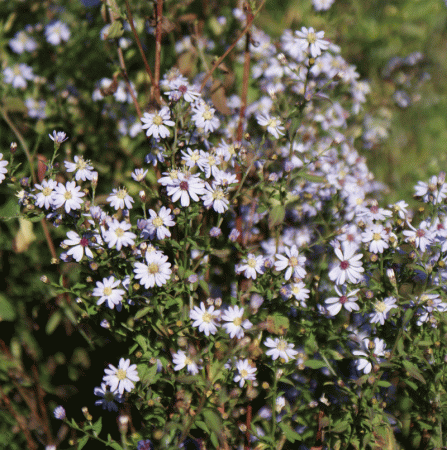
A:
[
  {"xmin": 45, "ymin": 21, "xmax": 71, "ymax": 45},
  {"xmin": 3, "ymin": 64, "xmax": 34, "ymax": 89},
  {"xmin": 166, "ymin": 172, "xmax": 206, "ymax": 207},
  {"xmin": 370, "ymin": 296, "xmax": 397, "ymax": 325},
  {"xmin": 146, "ymin": 206, "xmax": 175, "ymax": 240},
  {"xmin": 141, "ymin": 107, "xmax": 175, "ymax": 139},
  {"xmin": 414, "ymin": 175, "xmax": 447, "ymax": 205},
  {"xmin": 236, "ymin": 253, "xmax": 265, "ymax": 280},
  {"xmin": 295, "ymin": 27, "xmax": 329, "ymax": 58},
  {"xmin": 166, "ymin": 79, "xmax": 201, "ymax": 103},
  {"xmin": 131, "ymin": 168, "xmax": 148, "ymax": 182},
  {"xmin": 197, "ymin": 151, "xmax": 221, "ymax": 179},
  {"xmin": 352, "ymin": 338, "xmax": 386, "ymax": 374},
  {"xmin": 92, "ymin": 276, "xmax": 126, "ymax": 309},
  {"xmin": 94, "ymin": 383, "xmax": 124, "ymax": 411},
  {"xmin": 361, "ymin": 224, "xmax": 389, "ymax": 254},
  {"xmin": 172, "ymin": 350, "xmax": 200, "ymax": 375},
  {"xmin": 181, "ymin": 148, "xmax": 201, "ymax": 168},
  {"xmin": 0, "ymin": 153, "xmax": 9, "ymax": 184},
  {"xmin": 133, "ymin": 251, "xmax": 172, "ymax": 288},
  {"xmin": 9, "ymin": 30, "xmax": 38, "ymax": 54},
  {"xmin": 403, "ymin": 221, "xmax": 433, "ymax": 252},
  {"xmin": 62, "ymin": 230, "xmax": 95, "ymax": 262},
  {"xmin": 389, "ymin": 200, "xmax": 409, "ymax": 219},
  {"xmin": 103, "ymin": 219, "xmax": 136, "ymax": 251},
  {"xmin": 264, "ymin": 337, "xmax": 298, "ymax": 362},
  {"xmin": 64, "ymin": 156, "xmax": 94, "ymax": 181},
  {"xmin": 190, "ymin": 302, "xmax": 220, "ymax": 336},
  {"xmin": 287, "ymin": 281, "xmax": 310, "ymax": 306},
  {"xmin": 325, "ymin": 285, "xmax": 360, "ymax": 316},
  {"xmin": 102, "ymin": 358, "xmax": 139, "ymax": 395},
  {"xmin": 53, "ymin": 406, "xmax": 66, "ymax": 420},
  {"xmin": 202, "ymin": 183, "xmax": 229, "ymax": 214},
  {"xmin": 51, "ymin": 181, "xmax": 85, "ymax": 213},
  {"xmin": 234, "ymin": 359, "xmax": 257, "ymax": 387},
  {"xmin": 256, "ymin": 114, "xmax": 285, "ymax": 139},
  {"xmin": 328, "ymin": 246, "xmax": 364, "ymax": 285},
  {"xmin": 191, "ymin": 103, "xmax": 220, "ymax": 133},
  {"xmin": 107, "ymin": 187, "xmax": 135, "ymax": 210},
  {"xmin": 221, "ymin": 305, "xmax": 253, "ymax": 339},
  {"xmin": 26, "ymin": 98, "xmax": 47, "ymax": 119},
  {"xmin": 49, "ymin": 131, "xmax": 68, "ymax": 144},
  {"xmin": 275, "ymin": 245, "xmax": 306, "ymax": 281}
]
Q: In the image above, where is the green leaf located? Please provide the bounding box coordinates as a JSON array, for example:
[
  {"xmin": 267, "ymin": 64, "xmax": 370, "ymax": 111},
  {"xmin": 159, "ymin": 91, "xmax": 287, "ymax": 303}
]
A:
[
  {"xmin": 0, "ymin": 294, "xmax": 16, "ymax": 321},
  {"xmin": 304, "ymin": 360, "xmax": 327, "ymax": 370},
  {"xmin": 135, "ymin": 306, "xmax": 152, "ymax": 320},
  {"xmin": 402, "ymin": 360, "xmax": 426, "ymax": 384},
  {"xmin": 2, "ymin": 97, "xmax": 27, "ymax": 113},
  {"xmin": 135, "ymin": 335, "xmax": 148, "ymax": 352},
  {"xmin": 202, "ymin": 409, "xmax": 222, "ymax": 435},
  {"xmin": 210, "ymin": 431, "xmax": 219, "ymax": 448},
  {"xmin": 195, "ymin": 420, "xmax": 209, "ymax": 433},
  {"xmin": 269, "ymin": 205, "xmax": 285, "ymax": 228},
  {"xmin": 331, "ymin": 421, "xmax": 350, "ymax": 434},
  {"xmin": 377, "ymin": 380, "xmax": 392, "ymax": 388},
  {"xmin": 265, "ymin": 313, "xmax": 289, "ymax": 335},
  {"xmin": 279, "ymin": 422, "xmax": 302, "ymax": 442},
  {"xmin": 45, "ymin": 311, "xmax": 62, "ymax": 334},
  {"xmin": 92, "ymin": 416, "xmax": 102, "ymax": 435},
  {"xmin": 106, "ymin": 21, "xmax": 124, "ymax": 39},
  {"xmin": 77, "ymin": 435, "xmax": 89, "ymax": 450},
  {"xmin": 0, "ymin": 198, "xmax": 20, "ymax": 220}
]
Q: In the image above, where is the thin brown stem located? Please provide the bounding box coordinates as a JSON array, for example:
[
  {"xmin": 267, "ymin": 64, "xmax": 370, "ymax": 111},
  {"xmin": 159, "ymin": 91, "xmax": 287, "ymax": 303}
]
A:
[
  {"xmin": 199, "ymin": 0, "xmax": 266, "ymax": 92},
  {"xmin": 0, "ymin": 386, "xmax": 38, "ymax": 450},
  {"xmin": 32, "ymin": 365, "xmax": 53, "ymax": 445},
  {"xmin": 123, "ymin": 0, "xmax": 155, "ymax": 86},
  {"xmin": 153, "ymin": 0, "xmax": 163, "ymax": 103},
  {"xmin": 244, "ymin": 403, "xmax": 252, "ymax": 450},
  {"xmin": 237, "ymin": 30, "xmax": 251, "ymax": 142}
]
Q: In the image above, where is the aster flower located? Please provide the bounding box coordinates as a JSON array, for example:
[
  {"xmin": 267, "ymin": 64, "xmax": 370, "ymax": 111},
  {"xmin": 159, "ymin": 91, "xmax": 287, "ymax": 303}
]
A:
[
  {"xmin": 172, "ymin": 350, "xmax": 200, "ymax": 375},
  {"xmin": 9, "ymin": 30, "xmax": 38, "ymax": 54},
  {"xmin": 141, "ymin": 107, "xmax": 175, "ymax": 139},
  {"xmin": 256, "ymin": 114, "xmax": 285, "ymax": 139},
  {"xmin": 166, "ymin": 79, "xmax": 201, "ymax": 103},
  {"xmin": 221, "ymin": 305, "xmax": 253, "ymax": 339},
  {"xmin": 352, "ymin": 338, "xmax": 386, "ymax": 374},
  {"xmin": 49, "ymin": 131, "xmax": 68, "ymax": 144},
  {"xmin": 190, "ymin": 302, "xmax": 220, "ymax": 336},
  {"xmin": 146, "ymin": 206, "xmax": 175, "ymax": 240},
  {"xmin": 62, "ymin": 230, "xmax": 95, "ymax": 262},
  {"xmin": 237, "ymin": 253, "xmax": 265, "ymax": 280},
  {"xmin": 3, "ymin": 64, "xmax": 34, "ymax": 89},
  {"xmin": 370, "ymin": 296, "xmax": 397, "ymax": 325},
  {"xmin": 53, "ymin": 406, "xmax": 66, "ymax": 420},
  {"xmin": 191, "ymin": 103, "xmax": 220, "ymax": 133},
  {"xmin": 414, "ymin": 175, "xmax": 447, "ymax": 205},
  {"xmin": 295, "ymin": 27, "xmax": 329, "ymax": 58},
  {"xmin": 361, "ymin": 224, "xmax": 389, "ymax": 254},
  {"xmin": 202, "ymin": 183, "xmax": 229, "ymax": 214},
  {"xmin": 274, "ymin": 245, "xmax": 306, "ymax": 281},
  {"xmin": 234, "ymin": 359, "xmax": 257, "ymax": 387},
  {"xmin": 133, "ymin": 251, "xmax": 172, "ymax": 288},
  {"xmin": 25, "ymin": 98, "xmax": 47, "ymax": 119},
  {"xmin": 107, "ymin": 187, "xmax": 135, "ymax": 210},
  {"xmin": 329, "ymin": 246, "xmax": 364, "ymax": 285},
  {"xmin": 403, "ymin": 221, "xmax": 433, "ymax": 252},
  {"xmin": 64, "ymin": 156, "xmax": 94, "ymax": 181},
  {"xmin": 103, "ymin": 219, "xmax": 136, "ymax": 251},
  {"xmin": 94, "ymin": 383, "xmax": 124, "ymax": 411},
  {"xmin": 51, "ymin": 181, "xmax": 85, "ymax": 213},
  {"xmin": 181, "ymin": 148, "xmax": 201, "ymax": 168},
  {"xmin": 166, "ymin": 172, "xmax": 206, "ymax": 207},
  {"xmin": 92, "ymin": 276, "xmax": 126, "ymax": 309},
  {"xmin": 286, "ymin": 281, "xmax": 310, "ymax": 306},
  {"xmin": 325, "ymin": 285, "xmax": 360, "ymax": 316},
  {"xmin": 0, "ymin": 154, "xmax": 9, "ymax": 184},
  {"xmin": 264, "ymin": 337, "xmax": 298, "ymax": 362},
  {"xmin": 45, "ymin": 21, "xmax": 71, "ymax": 45},
  {"xmin": 102, "ymin": 358, "xmax": 139, "ymax": 395},
  {"xmin": 197, "ymin": 151, "xmax": 221, "ymax": 179},
  {"xmin": 131, "ymin": 168, "xmax": 148, "ymax": 182}
]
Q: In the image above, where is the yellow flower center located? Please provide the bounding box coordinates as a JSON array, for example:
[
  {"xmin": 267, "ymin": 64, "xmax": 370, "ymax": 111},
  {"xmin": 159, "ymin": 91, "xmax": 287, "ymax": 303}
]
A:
[
  {"xmin": 116, "ymin": 188, "xmax": 128, "ymax": 199},
  {"xmin": 203, "ymin": 111, "xmax": 213, "ymax": 121},
  {"xmin": 289, "ymin": 256, "xmax": 298, "ymax": 267},
  {"xmin": 373, "ymin": 233, "xmax": 382, "ymax": 241},
  {"xmin": 212, "ymin": 189, "xmax": 225, "ymax": 200},
  {"xmin": 103, "ymin": 287, "xmax": 113, "ymax": 296},
  {"xmin": 115, "ymin": 228, "xmax": 124, "ymax": 237},
  {"xmin": 268, "ymin": 118, "xmax": 277, "ymax": 128},
  {"xmin": 233, "ymin": 317, "xmax": 242, "ymax": 326},
  {"xmin": 152, "ymin": 114, "xmax": 163, "ymax": 126},
  {"xmin": 202, "ymin": 312, "xmax": 212, "ymax": 323},
  {"xmin": 42, "ymin": 187, "xmax": 52, "ymax": 196},
  {"xmin": 374, "ymin": 301, "xmax": 387, "ymax": 313},
  {"xmin": 148, "ymin": 263, "xmax": 159, "ymax": 274},
  {"xmin": 64, "ymin": 191, "xmax": 73, "ymax": 200},
  {"xmin": 116, "ymin": 369, "xmax": 127, "ymax": 380},
  {"xmin": 292, "ymin": 285, "xmax": 300, "ymax": 294},
  {"xmin": 240, "ymin": 369, "xmax": 248, "ymax": 378},
  {"xmin": 153, "ymin": 216, "xmax": 164, "ymax": 227},
  {"xmin": 276, "ymin": 340, "xmax": 288, "ymax": 351},
  {"xmin": 184, "ymin": 356, "xmax": 193, "ymax": 365},
  {"xmin": 76, "ymin": 158, "xmax": 87, "ymax": 170},
  {"xmin": 247, "ymin": 258, "xmax": 257, "ymax": 268},
  {"xmin": 307, "ymin": 32, "xmax": 317, "ymax": 44}
]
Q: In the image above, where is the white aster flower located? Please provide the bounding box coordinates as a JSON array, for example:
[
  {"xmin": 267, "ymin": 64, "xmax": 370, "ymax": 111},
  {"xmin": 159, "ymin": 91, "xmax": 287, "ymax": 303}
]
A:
[
  {"xmin": 166, "ymin": 79, "xmax": 201, "ymax": 103},
  {"xmin": 92, "ymin": 276, "xmax": 126, "ymax": 309},
  {"xmin": 202, "ymin": 183, "xmax": 229, "ymax": 214},
  {"xmin": 191, "ymin": 103, "xmax": 220, "ymax": 133},
  {"xmin": 328, "ymin": 246, "xmax": 364, "ymax": 285},
  {"xmin": 94, "ymin": 383, "xmax": 124, "ymax": 411},
  {"xmin": 45, "ymin": 21, "xmax": 71, "ymax": 45},
  {"xmin": 102, "ymin": 358, "xmax": 139, "ymax": 395},
  {"xmin": 275, "ymin": 245, "xmax": 306, "ymax": 281},
  {"xmin": 402, "ymin": 221, "xmax": 433, "ymax": 253},
  {"xmin": 256, "ymin": 114, "xmax": 285, "ymax": 139},
  {"xmin": 103, "ymin": 219, "xmax": 136, "ymax": 251},
  {"xmin": 107, "ymin": 187, "xmax": 135, "ymax": 210},
  {"xmin": 352, "ymin": 338, "xmax": 386, "ymax": 374},
  {"xmin": 361, "ymin": 224, "xmax": 389, "ymax": 254},
  {"xmin": 133, "ymin": 251, "xmax": 172, "ymax": 288},
  {"xmin": 64, "ymin": 156, "xmax": 94, "ymax": 181},
  {"xmin": 51, "ymin": 181, "xmax": 85, "ymax": 213},
  {"xmin": 146, "ymin": 206, "xmax": 175, "ymax": 240},
  {"xmin": 234, "ymin": 359, "xmax": 257, "ymax": 387},
  {"xmin": 287, "ymin": 281, "xmax": 310, "ymax": 307},
  {"xmin": 49, "ymin": 130, "xmax": 68, "ymax": 144},
  {"xmin": 295, "ymin": 27, "xmax": 329, "ymax": 58},
  {"xmin": 131, "ymin": 168, "xmax": 148, "ymax": 182},
  {"xmin": 141, "ymin": 107, "xmax": 175, "ymax": 139},
  {"xmin": 166, "ymin": 172, "xmax": 206, "ymax": 207},
  {"xmin": 34, "ymin": 179, "xmax": 57, "ymax": 209},
  {"xmin": 190, "ymin": 302, "xmax": 220, "ymax": 336},
  {"xmin": 0, "ymin": 154, "xmax": 9, "ymax": 184},
  {"xmin": 9, "ymin": 30, "xmax": 38, "ymax": 54},
  {"xmin": 236, "ymin": 253, "xmax": 265, "ymax": 280},
  {"xmin": 3, "ymin": 64, "xmax": 34, "ymax": 89},
  {"xmin": 172, "ymin": 350, "xmax": 200, "ymax": 375},
  {"xmin": 370, "ymin": 296, "xmax": 397, "ymax": 325},
  {"xmin": 62, "ymin": 230, "xmax": 95, "ymax": 262},
  {"xmin": 325, "ymin": 285, "xmax": 360, "ymax": 316},
  {"xmin": 264, "ymin": 337, "xmax": 298, "ymax": 362},
  {"xmin": 221, "ymin": 305, "xmax": 253, "ymax": 339}
]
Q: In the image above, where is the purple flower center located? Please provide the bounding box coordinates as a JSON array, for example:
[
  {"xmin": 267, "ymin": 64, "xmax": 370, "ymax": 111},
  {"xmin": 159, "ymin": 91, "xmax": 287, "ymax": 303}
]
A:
[
  {"xmin": 416, "ymin": 229, "xmax": 425, "ymax": 237},
  {"xmin": 180, "ymin": 181, "xmax": 189, "ymax": 191},
  {"xmin": 340, "ymin": 260, "xmax": 349, "ymax": 270},
  {"xmin": 339, "ymin": 295, "xmax": 347, "ymax": 304},
  {"xmin": 80, "ymin": 237, "xmax": 89, "ymax": 247},
  {"xmin": 179, "ymin": 84, "xmax": 187, "ymax": 94}
]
